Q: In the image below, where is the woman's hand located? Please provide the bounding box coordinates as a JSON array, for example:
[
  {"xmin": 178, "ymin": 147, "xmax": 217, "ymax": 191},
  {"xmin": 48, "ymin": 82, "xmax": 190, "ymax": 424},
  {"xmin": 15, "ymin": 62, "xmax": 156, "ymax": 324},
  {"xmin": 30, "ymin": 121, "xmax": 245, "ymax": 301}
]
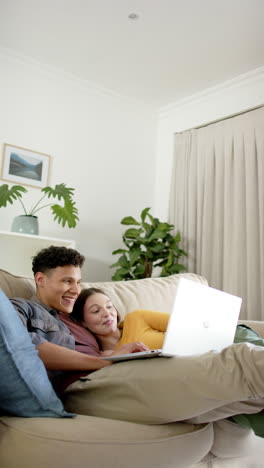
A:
[
  {"xmin": 100, "ymin": 350, "xmax": 116, "ymax": 357},
  {"xmin": 110, "ymin": 342, "xmax": 150, "ymax": 356}
]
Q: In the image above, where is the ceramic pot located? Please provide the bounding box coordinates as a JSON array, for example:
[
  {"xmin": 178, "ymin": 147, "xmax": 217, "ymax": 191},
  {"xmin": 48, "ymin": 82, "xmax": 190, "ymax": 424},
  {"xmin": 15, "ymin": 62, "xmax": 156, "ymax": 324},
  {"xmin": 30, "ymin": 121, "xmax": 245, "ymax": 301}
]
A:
[{"xmin": 11, "ymin": 215, "xmax": 39, "ymax": 235}]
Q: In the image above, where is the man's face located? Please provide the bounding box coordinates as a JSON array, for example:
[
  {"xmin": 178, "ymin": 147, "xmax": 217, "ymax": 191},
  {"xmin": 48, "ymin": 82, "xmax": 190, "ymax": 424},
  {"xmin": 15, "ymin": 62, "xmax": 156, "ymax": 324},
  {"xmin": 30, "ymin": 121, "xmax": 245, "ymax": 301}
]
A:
[{"xmin": 35, "ymin": 265, "xmax": 82, "ymax": 313}]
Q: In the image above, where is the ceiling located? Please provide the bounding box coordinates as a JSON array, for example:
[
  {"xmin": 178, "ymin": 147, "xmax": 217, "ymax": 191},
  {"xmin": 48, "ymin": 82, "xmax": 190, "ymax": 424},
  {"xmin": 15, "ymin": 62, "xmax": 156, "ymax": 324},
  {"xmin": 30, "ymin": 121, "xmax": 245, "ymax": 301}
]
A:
[{"xmin": 0, "ymin": 0, "xmax": 264, "ymax": 108}]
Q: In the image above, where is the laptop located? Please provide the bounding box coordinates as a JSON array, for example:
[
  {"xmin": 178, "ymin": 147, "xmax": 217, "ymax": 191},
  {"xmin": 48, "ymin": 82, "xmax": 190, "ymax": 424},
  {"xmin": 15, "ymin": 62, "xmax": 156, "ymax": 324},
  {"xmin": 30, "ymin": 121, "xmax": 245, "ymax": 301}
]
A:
[{"xmin": 102, "ymin": 278, "xmax": 242, "ymax": 362}]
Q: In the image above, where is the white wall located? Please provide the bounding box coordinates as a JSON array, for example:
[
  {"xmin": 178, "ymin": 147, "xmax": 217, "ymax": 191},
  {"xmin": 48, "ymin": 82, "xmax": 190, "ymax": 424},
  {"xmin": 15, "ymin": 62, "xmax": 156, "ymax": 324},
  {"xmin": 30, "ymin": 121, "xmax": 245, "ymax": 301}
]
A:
[
  {"xmin": 2, "ymin": 50, "xmax": 263, "ymax": 282},
  {"xmin": 0, "ymin": 49, "xmax": 157, "ymax": 281},
  {"xmin": 155, "ymin": 66, "xmax": 264, "ymax": 219}
]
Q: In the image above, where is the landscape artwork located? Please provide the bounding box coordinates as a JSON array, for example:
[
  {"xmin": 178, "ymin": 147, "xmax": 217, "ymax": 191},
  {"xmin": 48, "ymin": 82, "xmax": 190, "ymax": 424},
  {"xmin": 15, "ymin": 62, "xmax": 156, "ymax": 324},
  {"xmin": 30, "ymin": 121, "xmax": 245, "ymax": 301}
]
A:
[{"xmin": 1, "ymin": 144, "xmax": 50, "ymax": 188}]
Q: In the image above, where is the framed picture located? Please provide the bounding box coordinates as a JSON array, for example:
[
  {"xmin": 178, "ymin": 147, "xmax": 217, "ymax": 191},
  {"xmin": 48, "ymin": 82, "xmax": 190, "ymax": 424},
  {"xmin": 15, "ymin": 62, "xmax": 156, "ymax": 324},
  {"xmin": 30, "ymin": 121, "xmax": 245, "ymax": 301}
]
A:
[{"xmin": 1, "ymin": 143, "xmax": 51, "ymax": 188}]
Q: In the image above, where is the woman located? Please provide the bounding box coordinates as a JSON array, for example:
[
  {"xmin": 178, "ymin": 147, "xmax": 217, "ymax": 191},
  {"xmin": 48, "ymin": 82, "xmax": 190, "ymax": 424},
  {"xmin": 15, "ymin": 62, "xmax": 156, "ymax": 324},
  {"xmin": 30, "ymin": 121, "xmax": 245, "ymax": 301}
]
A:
[
  {"xmin": 70, "ymin": 287, "xmax": 264, "ymax": 438},
  {"xmin": 71, "ymin": 287, "xmax": 170, "ymax": 353},
  {"xmin": 71, "ymin": 287, "xmax": 264, "ymax": 354}
]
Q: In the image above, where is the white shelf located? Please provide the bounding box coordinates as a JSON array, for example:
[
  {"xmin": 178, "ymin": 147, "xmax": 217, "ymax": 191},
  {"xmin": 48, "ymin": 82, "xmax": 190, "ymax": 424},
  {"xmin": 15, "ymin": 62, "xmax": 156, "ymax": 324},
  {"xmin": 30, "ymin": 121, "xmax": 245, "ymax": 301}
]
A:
[{"xmin": 0, "ymin": 230, "xmax": 76, "ymax": 277}]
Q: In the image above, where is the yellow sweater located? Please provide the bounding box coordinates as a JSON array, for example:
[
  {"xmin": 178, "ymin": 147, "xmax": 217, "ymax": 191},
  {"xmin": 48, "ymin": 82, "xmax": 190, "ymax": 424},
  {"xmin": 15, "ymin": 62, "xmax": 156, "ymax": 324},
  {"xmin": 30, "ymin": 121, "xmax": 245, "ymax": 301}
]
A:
[{"xmin": 117, "ymin": 310, "xmax": 170, "ymax": 350}]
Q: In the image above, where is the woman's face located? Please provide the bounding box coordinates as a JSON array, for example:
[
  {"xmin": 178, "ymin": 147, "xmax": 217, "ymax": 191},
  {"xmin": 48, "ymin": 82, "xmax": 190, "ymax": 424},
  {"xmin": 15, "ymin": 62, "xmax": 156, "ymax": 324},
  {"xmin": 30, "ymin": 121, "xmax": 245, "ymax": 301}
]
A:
[{"xmin": 82, "ymin": 293, "xmax": 118, "ymax": 336}]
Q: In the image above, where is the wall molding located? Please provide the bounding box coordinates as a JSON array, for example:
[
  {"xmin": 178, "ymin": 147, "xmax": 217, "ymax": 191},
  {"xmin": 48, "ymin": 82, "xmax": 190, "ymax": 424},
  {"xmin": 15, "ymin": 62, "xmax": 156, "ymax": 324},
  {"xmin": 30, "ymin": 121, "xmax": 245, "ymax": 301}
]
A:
[
  {"xmin": 0, "ymin": 45, "xmax": 151, "ymax": 109},
  {"xmin": 159, "ymin": 65, "xmax": 264, "ymax": 117}
]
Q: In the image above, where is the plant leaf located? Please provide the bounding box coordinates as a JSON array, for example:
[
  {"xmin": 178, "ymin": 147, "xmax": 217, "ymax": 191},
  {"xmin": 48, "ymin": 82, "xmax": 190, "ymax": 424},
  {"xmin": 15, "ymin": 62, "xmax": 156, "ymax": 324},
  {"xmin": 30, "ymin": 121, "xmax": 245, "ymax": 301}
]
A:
[
  {"xmin": 42, "ymin": 183, "xmax": 75, "ymax": 201},
  {"xmin": 133, "ymin": 264, "xmax": 145, "ymax": 277},
  {"xmin": 112, "ymin": 248, "xmax": 128, "ymax": 255},
  {"xmin": 173, "ymin": 231, "xmax": 182, "ymax": 243},
  {"xmin": 148, "ymin": 243, "xmax": 165, "ymax": 253},
  {"xmin": 157, "ymin": 222, "xmax": 173, "ymax": 233},
  {"xmin": 117, "ymin": 254, "xmax": 130, "ymax": 268},
  {"xmin": 124, "ymin": 228, "xmax": 143, "ymax": 239},
  {"xmin": 129, "ymin": 248, "xmax": 142, "ymax": 265},
  {"xmin": 140, "ymin": 207, "xmax": 151, "ymax": 223},
  {"xmin": 111, "ymin": 268, "xmax": 133, "ymax": 281},
  {"xmin": 146, "ymin": 229, "xmax": 167, "ymax": 242},
  {"xmin": 0, "ymin": 184, "xmax": 27, "ymax": 207},
  {"xmin": 121, "ymin": 216, "xmax": 140, "ymax": 225},
  {"xmin": 160, "ymin": 263, "xmax": 186, "ymax": 276},
  {"xmin": 51, "ymin": 198, "xmax": 79, "ymax": 228},
  {"xmin": 145, "ymin": 227, "xmax": 154, "ymax": 238}
]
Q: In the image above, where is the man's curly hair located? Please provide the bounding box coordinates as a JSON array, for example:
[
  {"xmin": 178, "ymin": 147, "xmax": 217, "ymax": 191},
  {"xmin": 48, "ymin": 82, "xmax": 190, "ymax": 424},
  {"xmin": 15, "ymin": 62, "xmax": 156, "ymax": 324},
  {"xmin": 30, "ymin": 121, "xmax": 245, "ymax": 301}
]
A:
[{"xmin": 32, "ymin": 245, "xmax": 85, "ymax": 275}]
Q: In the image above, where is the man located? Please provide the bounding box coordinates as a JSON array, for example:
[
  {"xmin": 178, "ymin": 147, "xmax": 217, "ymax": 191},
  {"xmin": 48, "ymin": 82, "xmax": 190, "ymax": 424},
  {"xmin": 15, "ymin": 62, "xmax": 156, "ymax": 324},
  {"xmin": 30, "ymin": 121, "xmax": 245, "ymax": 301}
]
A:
[
  {"xmin": 12, "ymin": 246, "xmax": 264, "ymax": 426},
  {"xmin": 11, "ymin": 246, "xmax": 148, "ymax": 394}
]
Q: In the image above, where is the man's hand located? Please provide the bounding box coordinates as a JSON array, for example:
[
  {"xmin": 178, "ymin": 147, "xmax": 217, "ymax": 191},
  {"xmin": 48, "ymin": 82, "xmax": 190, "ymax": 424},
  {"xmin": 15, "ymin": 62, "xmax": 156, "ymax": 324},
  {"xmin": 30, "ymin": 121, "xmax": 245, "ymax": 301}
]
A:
[{"xmin": 105, "ymin": 342, "xmax": 150, "ymax": 357}]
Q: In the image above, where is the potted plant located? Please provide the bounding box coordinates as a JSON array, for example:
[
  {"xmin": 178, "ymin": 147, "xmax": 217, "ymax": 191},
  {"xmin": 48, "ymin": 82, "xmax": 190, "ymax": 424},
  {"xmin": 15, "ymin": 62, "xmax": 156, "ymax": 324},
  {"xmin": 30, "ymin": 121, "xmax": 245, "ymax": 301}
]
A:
[
  {"xmin": 0, "ymin": 183, "xmax": 79, "ymax": 234},
  {"xmin": 111, "ymin": 207, "xmax": 187, "ymax": 280}
]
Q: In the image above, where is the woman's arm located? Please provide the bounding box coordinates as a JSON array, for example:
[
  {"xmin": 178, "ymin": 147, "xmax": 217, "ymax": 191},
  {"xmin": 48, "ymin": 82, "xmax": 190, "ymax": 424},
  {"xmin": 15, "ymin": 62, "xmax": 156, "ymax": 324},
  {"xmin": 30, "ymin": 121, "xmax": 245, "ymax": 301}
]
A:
[
  {"xmin": 131, "ymin": 310, "xmax": 170, "ymax": 332},
  {"xmin": 118, "ymin": 310, "xmax": 170, "ymax": 350}
]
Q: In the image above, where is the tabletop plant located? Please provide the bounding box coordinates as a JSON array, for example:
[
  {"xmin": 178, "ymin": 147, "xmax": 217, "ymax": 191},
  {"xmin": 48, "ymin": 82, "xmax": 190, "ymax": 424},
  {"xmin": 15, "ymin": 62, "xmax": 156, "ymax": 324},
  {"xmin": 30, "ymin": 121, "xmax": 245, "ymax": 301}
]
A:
[
  {"xmin": 0, "ymin": 182, "xmax": 79, "ymax": 228},
  {"xmin": 111, "ymin": 207, "xmax": 187, "ymax": 281}
]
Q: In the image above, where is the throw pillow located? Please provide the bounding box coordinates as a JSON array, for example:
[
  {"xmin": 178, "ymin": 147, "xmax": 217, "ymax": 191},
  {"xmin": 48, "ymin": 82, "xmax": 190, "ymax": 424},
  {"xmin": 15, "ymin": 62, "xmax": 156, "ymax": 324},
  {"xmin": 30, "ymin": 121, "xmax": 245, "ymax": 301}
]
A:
[
  {"xmin": 230, "ymin": 324, "xmax": 264, "ymax": 438},
  {"xmin": 0, "ymin": 289, "xmax": 74, "ymax": 418}
]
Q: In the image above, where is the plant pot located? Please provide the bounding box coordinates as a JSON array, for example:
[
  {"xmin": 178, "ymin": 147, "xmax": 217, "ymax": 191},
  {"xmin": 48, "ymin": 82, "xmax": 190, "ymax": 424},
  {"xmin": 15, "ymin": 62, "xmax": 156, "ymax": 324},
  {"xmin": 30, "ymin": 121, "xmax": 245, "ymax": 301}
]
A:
[{"xmin": 11, "ymin": 215, "xmax": 39, "ymax": 235}]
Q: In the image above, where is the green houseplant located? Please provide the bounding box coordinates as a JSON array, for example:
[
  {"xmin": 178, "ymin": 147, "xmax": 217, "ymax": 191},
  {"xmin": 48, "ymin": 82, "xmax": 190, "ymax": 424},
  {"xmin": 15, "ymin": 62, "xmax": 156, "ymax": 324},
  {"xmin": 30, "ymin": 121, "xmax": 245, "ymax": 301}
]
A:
[
  {"xmin": 0, "ymin": 183, "xmax": 79, "ymax": 229},
  {"xmin": 111, "ymin": 207, "xmax": 187, "ymax": 281}
]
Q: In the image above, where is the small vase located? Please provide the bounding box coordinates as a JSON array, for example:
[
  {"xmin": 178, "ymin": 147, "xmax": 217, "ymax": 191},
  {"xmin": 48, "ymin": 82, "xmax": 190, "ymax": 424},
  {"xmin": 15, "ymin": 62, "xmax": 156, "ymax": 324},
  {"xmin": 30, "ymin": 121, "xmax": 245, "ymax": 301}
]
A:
[{"xmin": 11, "ymin": 215, "xmax": 39, "ymax": 235}]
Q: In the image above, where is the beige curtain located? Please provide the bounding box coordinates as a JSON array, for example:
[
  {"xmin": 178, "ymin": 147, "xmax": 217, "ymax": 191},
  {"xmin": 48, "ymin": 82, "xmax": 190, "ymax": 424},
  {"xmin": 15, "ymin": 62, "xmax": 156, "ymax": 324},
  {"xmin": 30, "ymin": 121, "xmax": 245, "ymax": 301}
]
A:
[{"xmin": 169, "ymin": 106, "xmax": 264, "ymax": 320}]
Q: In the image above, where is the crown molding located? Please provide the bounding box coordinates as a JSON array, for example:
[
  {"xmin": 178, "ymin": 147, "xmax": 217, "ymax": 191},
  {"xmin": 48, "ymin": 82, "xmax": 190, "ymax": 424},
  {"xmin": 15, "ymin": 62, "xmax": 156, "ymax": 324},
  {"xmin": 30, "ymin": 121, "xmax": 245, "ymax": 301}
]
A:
[
  {"xmin": 0, "ymin": 45, "xmax": 153, "ymax": 109},
  {"xmin": 159, "ymin": 65, "xmax": 264, "ymax": 117}
]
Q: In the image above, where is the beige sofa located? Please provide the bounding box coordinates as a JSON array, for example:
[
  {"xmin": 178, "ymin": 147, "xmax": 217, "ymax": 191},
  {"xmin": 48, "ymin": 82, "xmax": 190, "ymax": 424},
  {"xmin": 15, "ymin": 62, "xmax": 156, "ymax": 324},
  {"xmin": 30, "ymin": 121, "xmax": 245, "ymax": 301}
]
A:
[{"xmin": 0, "ymin": 268, "xmax": 264, "ymax": 468}]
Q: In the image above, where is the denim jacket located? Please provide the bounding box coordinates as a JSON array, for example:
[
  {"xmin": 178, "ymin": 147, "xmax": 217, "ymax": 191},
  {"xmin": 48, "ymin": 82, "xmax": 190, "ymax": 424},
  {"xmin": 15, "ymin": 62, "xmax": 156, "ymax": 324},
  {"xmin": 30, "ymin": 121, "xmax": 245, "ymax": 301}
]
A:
[
  {"xmin": 11, "ymin": 295, "xmax": 75, "ymax": 350},
  {"xmin": 11, "ymin": 296, "xmax": 75, "ymax": 394}
]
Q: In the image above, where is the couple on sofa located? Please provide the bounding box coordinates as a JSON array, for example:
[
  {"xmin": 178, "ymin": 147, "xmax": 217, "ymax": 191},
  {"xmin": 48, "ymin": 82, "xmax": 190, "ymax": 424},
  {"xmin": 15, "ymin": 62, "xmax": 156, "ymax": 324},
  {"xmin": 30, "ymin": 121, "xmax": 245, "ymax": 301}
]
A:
[{"xmin": 8, "ymin": 246, "xmax": 264, "ymax": 431}]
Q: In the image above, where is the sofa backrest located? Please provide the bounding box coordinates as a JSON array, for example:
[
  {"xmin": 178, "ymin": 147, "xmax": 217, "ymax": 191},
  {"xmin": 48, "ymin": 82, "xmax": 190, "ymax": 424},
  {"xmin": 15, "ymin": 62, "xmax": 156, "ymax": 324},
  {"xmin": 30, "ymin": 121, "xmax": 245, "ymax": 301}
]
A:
[{"xmin": 0, "ymin": 269, "xmax": 207, "ymax": 319}]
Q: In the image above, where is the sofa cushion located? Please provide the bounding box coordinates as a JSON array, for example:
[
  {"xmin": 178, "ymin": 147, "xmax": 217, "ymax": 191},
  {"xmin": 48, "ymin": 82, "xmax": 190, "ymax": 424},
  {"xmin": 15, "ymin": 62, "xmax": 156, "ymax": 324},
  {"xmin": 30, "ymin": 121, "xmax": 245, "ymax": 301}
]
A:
[
  {"xmin": 80, "ymin": 272, "xmax": 208, "ymax": 319},
  {"xmin": 0, "ymin": 289, "xmax": 74, "ymax": 418},
  {"xmin": 0, "ymin": 269, "xmax": 36, "ymax": 299},
  {"xmin": 0, "ymin": 415, "xmax": 213, "ymax": 468}
]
